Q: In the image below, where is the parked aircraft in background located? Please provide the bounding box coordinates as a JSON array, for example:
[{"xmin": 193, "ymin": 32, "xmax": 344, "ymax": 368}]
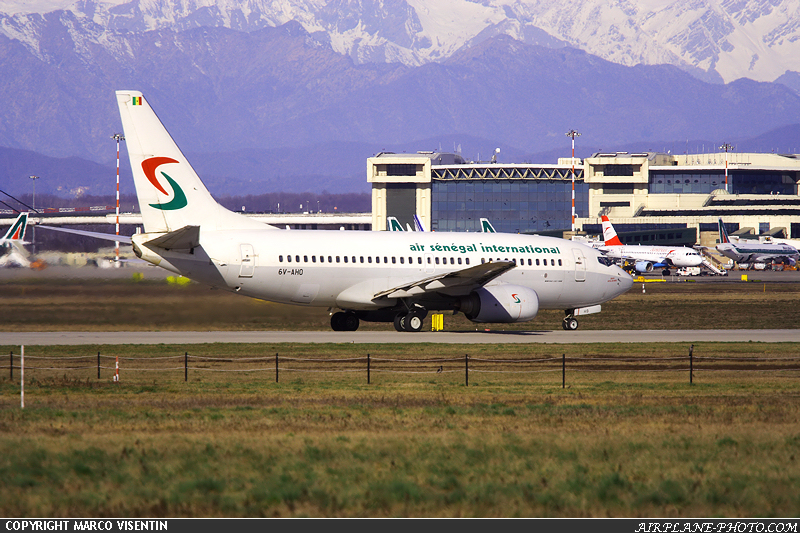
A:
[
  {"xmin": 722, "ymin": 231, "xmax": 800, "ymax": 251},
  {"xmin": 599, "ymin": 216, "xmax": 703, "ymax": 275},
  {"xmin": 387, "ymin": 217, "xmax": 406, "ymax": 231},
  {"xmin": 388, "ymin": 215, "xmax": 427, "ymax": 232},
  {"xmin": 59, "ymin": 90, "xmax": 633, "ymax": 332},
  {"xmin": 0, "ymin": 212, "xmax": 31, "ymax": 268},
  {"xmin": 479, "ymin": 218, "xmax": 496, "ymax": 233},
  {"xmin": 716, "ymin": 218, "xmax": 799, "ymax": 266}
]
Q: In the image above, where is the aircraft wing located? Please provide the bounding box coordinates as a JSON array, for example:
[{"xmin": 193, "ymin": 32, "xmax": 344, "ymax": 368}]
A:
[
  {"xmin": 37, "ymin": 225, "xmax": 133, "ymax": 244},
  {"xmin": 373, "ymin": 260, "xmax": 516, "ymax": 299}
]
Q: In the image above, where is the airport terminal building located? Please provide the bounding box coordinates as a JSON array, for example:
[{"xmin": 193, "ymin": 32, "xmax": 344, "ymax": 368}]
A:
[{"xmin": 368, "ymin": 150, "xmax": 800, "ymax": 247}]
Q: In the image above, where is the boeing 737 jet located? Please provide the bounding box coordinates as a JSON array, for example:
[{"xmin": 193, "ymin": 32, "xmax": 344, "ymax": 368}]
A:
[
  {"xmin": 716, "ymin": 218, "xmax": 799, "ymax": 266},
  {"xmin": 599, "ymin": 216, "xmax": 703, "ymax": 275},
  {"xmin": 93, "ymin": 91, "xmax": 633, "ymax": 332}
]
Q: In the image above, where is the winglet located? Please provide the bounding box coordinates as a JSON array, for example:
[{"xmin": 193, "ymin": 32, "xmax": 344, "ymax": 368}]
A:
[{"xmin": 601, "ymin": 216, "xmax": 624, "ymax": 246}]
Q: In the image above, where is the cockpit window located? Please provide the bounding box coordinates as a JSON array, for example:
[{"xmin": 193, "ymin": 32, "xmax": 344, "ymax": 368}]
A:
[{"xmin": 597, "ymin": 256, "xmax": 614, "ymax": 267}]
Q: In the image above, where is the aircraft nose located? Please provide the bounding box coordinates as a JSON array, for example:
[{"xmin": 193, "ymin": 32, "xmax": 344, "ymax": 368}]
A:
[{"xmin": 617, "ymin": 268, "xmax": 634, "ymax": 293}]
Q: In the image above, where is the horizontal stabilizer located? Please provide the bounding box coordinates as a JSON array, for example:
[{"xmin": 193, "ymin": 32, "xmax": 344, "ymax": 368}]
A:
[
  {"xmin": 38, "ymin": 225, "xmax": 133, "ymax": 244},
  {"xmin": 144, "ymin": 225, "xmax": 200, "ymax": 250}
]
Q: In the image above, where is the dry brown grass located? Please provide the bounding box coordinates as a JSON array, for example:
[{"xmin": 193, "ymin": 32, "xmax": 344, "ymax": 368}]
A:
[{"xmin": 1, "ymin": 276, "xmax": 799, "ymax": 331}]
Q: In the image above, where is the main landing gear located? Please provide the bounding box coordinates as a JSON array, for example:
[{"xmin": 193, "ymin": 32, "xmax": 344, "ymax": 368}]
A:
[
  {"xmin": 331, "ymin": 311, "xmax": 359, "ymax": 331},
  {"xmin": 393, "ymin": 307, "xmax": 427, "ymax": 332},
  {"xmin": 562, "ymin": 309, "xmax": 579, "ymax": 331}
]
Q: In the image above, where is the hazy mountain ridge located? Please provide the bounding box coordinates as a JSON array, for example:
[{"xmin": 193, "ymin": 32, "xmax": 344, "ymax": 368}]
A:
[
  {"xmin": 3, "ymin": 0, "xmax": 800, "ymax": 83},
  {"xmin": 2, "ymin": 3, "xmax": 800, "ymax": 196}
]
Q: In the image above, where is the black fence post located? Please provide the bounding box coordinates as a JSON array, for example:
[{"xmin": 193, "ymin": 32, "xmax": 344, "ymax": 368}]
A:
[
  {"xmin": 465, "ymin": 354, "xmax": 469, "ymax": 387},
  {"xmin": 10, "ymin": 351, "xmax": 13, "ymax": 381},
  {"xmin": 689, "ymin": 344, "xmax": 694, "ymax": 384},
  {"xmin": 562, "ymin": 353, "xmax": 566, "ymax": 389},
  {"xmin": 97, "ymin": 351, "xmax": 100, "ymax": 379},
  {"xmin": 367, "ymin": 353, "xmax": 371, "ymax": 385},
  {"xmin": 184, "ymin": 352, "xmax": 188, "ymax": 382},
  {"xmin": 275, "ymin": 353, "xmax": 279, "ymax": 383}
]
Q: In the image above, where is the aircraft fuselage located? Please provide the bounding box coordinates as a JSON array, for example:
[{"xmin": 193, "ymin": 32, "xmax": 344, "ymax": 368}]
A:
[{"xmin": 134, "ymin": 229, "xmax": 632, "ymax": 314}]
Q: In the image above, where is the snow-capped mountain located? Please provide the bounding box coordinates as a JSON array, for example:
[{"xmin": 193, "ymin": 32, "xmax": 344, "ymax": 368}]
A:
[{"xmin": 2, "ymin": 0, "xmax": 800, "ymax": 83}]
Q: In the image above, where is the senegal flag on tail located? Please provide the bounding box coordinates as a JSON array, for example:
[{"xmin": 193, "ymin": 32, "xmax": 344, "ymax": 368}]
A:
[{"xmin": 132, "ymin": 96, "xmax": 143, "ymax": 105}]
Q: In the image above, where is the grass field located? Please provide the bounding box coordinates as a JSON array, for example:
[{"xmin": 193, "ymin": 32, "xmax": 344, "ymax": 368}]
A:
[
  {"xmin": 1, "ymin": 275, "xmax": 800, "ymax": 517},
  {"xmin": 1, "ymin": 274, "xmax": 800, "ymax": 331},
  {"xmin": 2, "ymin": 342, "xmax": 800, "ymax": 517}
]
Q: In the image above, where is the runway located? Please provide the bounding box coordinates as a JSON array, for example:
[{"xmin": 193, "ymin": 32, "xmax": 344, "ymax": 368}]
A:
[{"xmin": 2, "ymin": 329, "xmax": 798, "ymax": 346}]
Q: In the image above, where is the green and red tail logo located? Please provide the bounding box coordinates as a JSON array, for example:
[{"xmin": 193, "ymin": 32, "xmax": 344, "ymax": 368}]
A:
[
  {"xmin": 512, "ymin": 293, "xmax": 521, "ymax": 304},
  {"xmin": 2, "ymin": 213, "xmax": 27, "ymax": 241},
  {"xmin": 142, "ymin": 157, "xmax": 187, "ymax": 210}
]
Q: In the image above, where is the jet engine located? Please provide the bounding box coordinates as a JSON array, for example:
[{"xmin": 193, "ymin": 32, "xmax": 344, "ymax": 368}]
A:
[
  {"xmin": 458, "ymin": 285, "xmax": 539, "ymax": 323},
  {"xmin": 635, "ymin": 261, "xmax": 654, "ymax": 273}
]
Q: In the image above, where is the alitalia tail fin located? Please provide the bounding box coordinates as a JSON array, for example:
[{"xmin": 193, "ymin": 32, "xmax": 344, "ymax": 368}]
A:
[
  {"xmin": 480, "ymin": 218, "xmax": 496, "ymax": 233},
  {"xmin": 116, "ymin": 91, "xmax": 271, "ymax": 234},
  {"xmin": 601, "ymin": 216, "xmax": 623, "ymax": 246},
  {"xmin": 718, "ymin": 218, "xmax": 730, "ymax": 244},
  {"xmin": 387, "ymin": 217, "xmax": 405, "ymax": 231},
  {"xmin": 1, "ymin": 212, "xmax": 28, "ymax": 242}
]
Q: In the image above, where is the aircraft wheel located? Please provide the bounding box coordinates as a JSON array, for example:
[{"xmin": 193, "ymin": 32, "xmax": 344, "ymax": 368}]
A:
[
  {"xmin": 565, "ymin": 317, "xmax": 579, "ymax": 331},
  {"xmin": 393, "ymin": 313, "xmax": 405, "ymax": 332},
  {"xmin": 330, "ymin": 312, "xmax": 346, "ymax": 331},
  {"xmin": 403, "ymin": 311, "xmax": 424, "ymax": 332},
  {"xmin": 662, "ymin": 268, "xmax": 670, "ymax": 276},
  {"xmin": 343, "ymin": 313, "xmax": 359, "ymax": 332},
  {"xmin": 561, "ymin": 319, "xmax": 569, "ymax": 331}
]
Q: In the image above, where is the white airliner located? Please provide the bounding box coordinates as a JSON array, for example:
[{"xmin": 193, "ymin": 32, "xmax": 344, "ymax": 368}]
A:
[
  {"xmin": 599, "ymin": 216, "xmax": 703, "ymax": 274},
  {"xmin": 72, "ymin": 91, "xmax": 634, "ymax": 332},
  {"xmin": 0, "ymin": 212, "xmax": 31, "ymax": 268},
  {"xmin": 716, "ymin": 218, "xmax": 799, "ymax": 265}
]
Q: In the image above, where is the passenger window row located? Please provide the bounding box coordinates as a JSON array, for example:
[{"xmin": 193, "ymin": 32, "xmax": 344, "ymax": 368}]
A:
[
  {"xmin": 481, "ymin": 258, "xmax": 562, "ymax": 267},
  {"xmin": 276, "ymin": 255, "xmax": 562, "ymax": 267}
]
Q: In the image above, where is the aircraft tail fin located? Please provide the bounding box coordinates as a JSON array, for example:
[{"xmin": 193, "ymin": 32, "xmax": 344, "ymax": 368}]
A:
[
  {"xmin": 718, "ymin": 218, "xmax": 730, "ymax": 244},
  {"xmin": 116, "ymin": 91, "xmax": 270, "ymax": 234},
  {"xmin": 480, "ymin": 218, "xmax": 496, "ymax": 233},
  {"xmin": 387, "ymin": 217, "xmax": 404, "ymax": 231},
  {"xmin": 601, "ymin": 216, "xmax": 623, "ymax": 246},
  {"xmin": 1, "ymin": 212, "xmax": 28, "ymax": 242},
  {"xmin": 413, "ymin": 214, "xmax": 426, "ymax": 232}
]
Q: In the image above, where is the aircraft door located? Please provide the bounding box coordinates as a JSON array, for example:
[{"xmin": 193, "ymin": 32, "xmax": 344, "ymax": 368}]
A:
[
  {"xmin": 572, "ymin": 248, "xmax": 586, "ymax": 282},
  {"xmin": 239, "ymin": 244, "xmax": 255, "ymax": 278}
]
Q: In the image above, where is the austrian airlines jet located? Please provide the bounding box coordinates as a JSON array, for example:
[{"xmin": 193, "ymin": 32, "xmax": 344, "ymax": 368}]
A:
[
  {"xmin": 114, "ymin": 90, "xmax": 633, "ymax": 332},
  {"xmin": 599, "ymin": 216, "xmax": 703, "ymax": 274}
]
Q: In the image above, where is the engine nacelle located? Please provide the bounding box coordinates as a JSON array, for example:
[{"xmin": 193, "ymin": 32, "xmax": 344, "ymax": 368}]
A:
[
  {"xmin": 635, "ymin": 261, "xmax": 654, "ymax": 273},
  {"xmin": 459, "ymin": 285, "xmax": 539, "ymax": 323}
]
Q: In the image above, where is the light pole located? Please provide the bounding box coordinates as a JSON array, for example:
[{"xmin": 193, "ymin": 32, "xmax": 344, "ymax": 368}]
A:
[
  {"xmin": 566, "ymin": 130, "xmax": 581, "ymax": 232},
  {"xmin": 28, "ymin": 175, "xmax": 39, "ymax": 255},
  {"xmin": 720, "ymin": 143, "xmax": 733, "ymax": 193},
  {"xmin": 111, "ymin": 133, "xmax": 125, "ymax": 264}
]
